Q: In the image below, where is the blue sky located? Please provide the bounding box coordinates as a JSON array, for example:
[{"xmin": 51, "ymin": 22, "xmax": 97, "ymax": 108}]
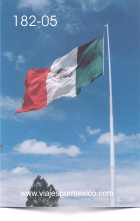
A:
[{"xmin": 1, "ymin": 0, "xmax": 140, "ymax": 207}]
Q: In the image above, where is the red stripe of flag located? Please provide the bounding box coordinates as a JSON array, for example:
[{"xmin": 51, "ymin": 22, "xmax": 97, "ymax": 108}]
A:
[{"xmin": 15, "ymin": 68, "xmax": 51, "ymax": 114}]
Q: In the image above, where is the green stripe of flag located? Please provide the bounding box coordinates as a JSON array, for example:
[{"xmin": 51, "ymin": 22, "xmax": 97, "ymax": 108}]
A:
[{"xmin": 76, "ymin": 35, "xmax": 104, "ymax": 95}]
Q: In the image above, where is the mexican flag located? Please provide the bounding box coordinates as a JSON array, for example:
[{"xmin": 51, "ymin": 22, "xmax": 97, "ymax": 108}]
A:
[{"xmin": 15, "ymin": 35, "xmax": 104, "ymax": 114}]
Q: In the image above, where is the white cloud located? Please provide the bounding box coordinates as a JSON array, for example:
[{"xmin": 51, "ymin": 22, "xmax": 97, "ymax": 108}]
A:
[
  {"xmin": 97, "ymin": 132, "xmax": 140, "ymax": 147},
  {"xmin": 18, "ymin": 0, "xmax": 112, "ymax": 13},
  {"xmin": 13, "ymin": 139, "xmax": 81, "ymax": 157},
  {"xmin": 123, "ymin": 134, "xmax": 140, "ymax": 148},
  {"xmin": 56, "ymin": 0, "xmax": 64, "ymax": 3},
  {"xmin": 78, "ymin": 0, "xmax": 136, "ymax": 12},
  {"xmin": 3, "ymin": 51, "xmax": 14, "ymax": 61},
  {"xmin": 56, "ymin": 4, "xmax": 82, "ymax": 35},
  {"xmin": 0, "ymin": 95, "xmax": 66, "ymax": 121},
  {"xmin": 17, "ymin": 55, "xmax": 25, "ymax": 63},
  {"xmin": 80, "ymin": 0, "xmax": 87, "ymax": 11},
  {"xmin": 3, "ymin": 52, "xmax": 26, "ymax": 71},
  {"xmin": 126, "ymin": 134, "xmax": 140, "ymax": 140},
  {"xmin": 1, "ymin": 95, "xmax": 21, "ymax": 111},
  {"xmin": 65, "ymin": 22, "xmax": 81, "ymax": 35},
  {"xmin": 18, "ymin": 0, "xmax": 50, "ymax": 11},
  {"xmin": 97, "ymin": 132, "xmax": 125, "ymax": 145},
  {"xmin": 15, "ymin": 54, "xmax": 26, "ymax": 71},
  {"xmin": 78, "ymin": 0, "xmax": 113, "ymax": 12},
  {"xmin": 17, "ymin": 0, "xmax": 138, "ymax": 22},
  {"xmin": 86, "ymin": 127, "xmax": 101, "ymax": 136},
  {"xmin": 11, "ymin": 167, "xmax": 31, "ymax": 174},
  {"xmin": 77, "ymin": 133, "xmax": 86, "ymax": 142}
]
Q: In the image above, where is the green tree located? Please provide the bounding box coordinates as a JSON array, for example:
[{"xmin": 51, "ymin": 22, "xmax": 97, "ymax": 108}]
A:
[{"xmin": 26, "ymin": 175, "xmax": 60, "ymax": 207}]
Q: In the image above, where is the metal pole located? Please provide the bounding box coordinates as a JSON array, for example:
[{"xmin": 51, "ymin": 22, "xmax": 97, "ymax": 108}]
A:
[{"xmin": 105, "ymin": 22, "xmax": 116, "ymax": 207}]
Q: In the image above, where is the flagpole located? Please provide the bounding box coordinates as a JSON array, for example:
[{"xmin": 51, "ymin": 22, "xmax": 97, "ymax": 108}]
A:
[
  {"xmin": 105, "ymin": 22, "xmax": 116, "ymax": 207},
  {"xmin": 103, "ymin": 31, "xmax": 104, "ymax": 75}
]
